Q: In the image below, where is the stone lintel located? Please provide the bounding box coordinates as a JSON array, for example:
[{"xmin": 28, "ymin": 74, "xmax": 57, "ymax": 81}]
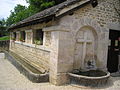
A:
[
  {"xmin": 16, "ymin": 31, "xmax": 20, "ymax": 33},
  {"xmin": 43, "ymin": 26, "xmax": 70, "ymax": 32},
  {"xmin": 25, "ymin": 30, "xmax": 32, "ymax": 33},
  {"xmin": 107, "ymin": 23, "xmax": 120, "ymax": 31}
]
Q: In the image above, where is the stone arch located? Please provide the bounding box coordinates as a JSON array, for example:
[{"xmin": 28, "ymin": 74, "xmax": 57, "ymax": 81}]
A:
[
  {"xmin": 74, "ymin": 25, "xmax": 98, "ymax": 70},
  {"xmin": 80, "ymin": 17, "xmax": 101, "ymax": 32},
  {"xmin": 76, "ymin": 26, "xmax": 98, "ymax": 51}
]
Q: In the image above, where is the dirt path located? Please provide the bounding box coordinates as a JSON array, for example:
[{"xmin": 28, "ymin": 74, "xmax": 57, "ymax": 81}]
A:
[{"xmin": 0, "ymin": 53, "xmax": 120, "ymax": 90}]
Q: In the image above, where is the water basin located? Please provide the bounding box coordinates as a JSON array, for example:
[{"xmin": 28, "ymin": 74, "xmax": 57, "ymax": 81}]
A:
[{"xmin": 68, "ymin": 70, "xmax": 110, "ymax": 87}]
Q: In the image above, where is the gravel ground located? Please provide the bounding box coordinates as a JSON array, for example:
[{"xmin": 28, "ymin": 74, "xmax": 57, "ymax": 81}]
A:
[{"xmin": 0, "ymin": 53, "xmax": 120, "ymax": 90}]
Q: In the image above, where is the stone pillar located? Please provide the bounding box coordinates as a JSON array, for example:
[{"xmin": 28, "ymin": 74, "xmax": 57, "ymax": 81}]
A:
[
  {"xmin": 16, "ymin": 31, "xmax": 20, "ymax": 41},
  {"xmin": 25, "ymin": 30, "xmax": 33, "ymax": 44},
  {"xmin": 43, "ymin": 31, "xmax": 51, "ymax": 48},
  {"xmin": 43, "ymin": 26, "xmax": 74, "ymax": 85},
  {"xmin": 49, "ymin": 30, "xmax": 74, "ymax": 85},
  {"xmin": 9, "ymin": 32, "xmax": 13, "ymax": 49}
]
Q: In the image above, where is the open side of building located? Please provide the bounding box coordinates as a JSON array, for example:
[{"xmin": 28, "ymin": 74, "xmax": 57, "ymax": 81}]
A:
[{"xmin": 8, "ymin": 0, "xmax": 120, "ymax": 85}]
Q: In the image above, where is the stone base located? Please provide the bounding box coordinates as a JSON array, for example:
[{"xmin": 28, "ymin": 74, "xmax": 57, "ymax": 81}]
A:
[{"xmin": 50, "ymin": 73, "xmax": 70, "ymax": 85}]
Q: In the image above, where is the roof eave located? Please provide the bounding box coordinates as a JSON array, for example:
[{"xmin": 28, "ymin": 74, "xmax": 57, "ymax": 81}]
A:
[
  {"xmin": 8, "ymin": 0, "xmax": 91, "ymax": 31},
  {"xmin": 56, "ymin": 0, "xmax": 90, "ymax": 17},
  {"xmin": 8, "ymin": 15, "xmax": 55, "ymax": 31}
]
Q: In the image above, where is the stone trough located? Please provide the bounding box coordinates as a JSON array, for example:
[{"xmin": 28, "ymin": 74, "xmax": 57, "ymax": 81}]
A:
[
  {"xmin": 4, "ymin": 51, "xmax": 49, "ymax": 83},
  {"xmin": 68, "ymin": 70, "xmax": 110, "ymax": 87}
]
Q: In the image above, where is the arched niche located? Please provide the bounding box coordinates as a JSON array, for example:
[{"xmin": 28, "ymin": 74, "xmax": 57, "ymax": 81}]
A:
[{"xmin": 74, "ymin": 26, "xmax": 98, "ymax": 71}]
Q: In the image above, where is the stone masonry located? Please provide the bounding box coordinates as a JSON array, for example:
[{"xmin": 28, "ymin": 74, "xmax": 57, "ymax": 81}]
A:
[
  {"xmin": 44, "ymin": 0, "xmax": 120, "ymax": 85},
  {"xmin": 10, "ymin": 0, "xmax": 120, "ymax": 86}
]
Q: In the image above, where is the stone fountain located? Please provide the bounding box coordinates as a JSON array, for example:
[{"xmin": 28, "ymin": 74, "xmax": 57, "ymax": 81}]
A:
[
  {"xmin": 69, "ymin": 54, "xmax": 110, "ymax": 87},
  {"xmin": 69, "ymin": 29, "xmax": 110, "ymax": 87}
]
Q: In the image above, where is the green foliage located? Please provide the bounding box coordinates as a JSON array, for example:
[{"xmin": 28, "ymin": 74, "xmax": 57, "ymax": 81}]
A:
[
  {"xmin": 3, "ymin": 0, "xmax": 68, "ymax": 37},
  {"xmin": 6, "ymin": 4, "xmax": 28, "ymax": 26},
  {"xmin": 26, "ymin": 0, "xmax": 55, "ymax": 13},
  {"xmin": 0, "ymin": 36, "xmax": 10, "ymax": 41},
  {"xmin": 20, "ymin": 37, "xmax": 24, "ymax": 42},
  {"xmin": 0, "ymin": 19, "xmax": 6, "ymax": 26},
  {"xmin": 26, "ymin": 0, "xmax": 66, "ymax": 11},
  {"xmin": 34, "ymin": 39, "xmax": 43, "ymax": 45},
  {"xmin": 0, "ymin": 19, "xmax": 8, "ymax": 37},
  {"xmin": 40, "ymin": 1, "xmax": 55, "ymax": 10},
  {"xmin": 6, "ymin": 0, "xmax": 66, "ymax": 26}
]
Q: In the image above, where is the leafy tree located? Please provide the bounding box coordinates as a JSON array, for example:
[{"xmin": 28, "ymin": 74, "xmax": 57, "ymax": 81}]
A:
[
  {"xmin": 0, "ymin": 19, "xmax": 6, "ymax": 26},
  {"xmin": 6, "ymin": 0, "xmax": 66, "ymax": 26},
  {"xmin": 0, "ymin": 19, "xmax": 7, "ymax": 37},
  {"xmin": 26, "ymin": 0, "xmax": 66, "ymax": 14},
  {"xmin": 6, "ymin": 4, "xmax": 28, "ymax": 26},
  {"xmin": 26, "ymin": 0, "xmax": 55, "ymax": 13},
  {"xmin": 1, "ymin": 0, "xmax": 67, "ymax": 36}
]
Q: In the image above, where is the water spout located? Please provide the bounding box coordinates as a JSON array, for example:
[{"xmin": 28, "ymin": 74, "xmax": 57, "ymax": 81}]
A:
[{"xmin": 85, "ymin": 60, "xmax": 97, "ymax": 71}]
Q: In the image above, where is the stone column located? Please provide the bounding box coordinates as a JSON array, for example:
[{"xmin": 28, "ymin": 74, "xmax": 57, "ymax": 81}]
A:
[
  {"xmin": 25, "ymin": 30, "xmax": 33, "ymax": 44},
  {"xmin": 9, "ymin": 32, "xmax": 13, "ymax": 50},
  {"xmin": 16, "ymin": 31, "xmax": 20, "ymax": 41},
  {"xmin": 43, "ymin": 26, "xmax": 74, "ymax": 85}
]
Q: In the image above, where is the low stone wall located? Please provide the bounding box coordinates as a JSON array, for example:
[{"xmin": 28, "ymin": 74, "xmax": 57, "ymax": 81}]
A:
[
  {"xmin": 0, "ymin": 40, "xmax": 9, "ymax": 52},
  {"xmin": 10, "ymin": 41, "xmax": 50, "ymax": 72}
]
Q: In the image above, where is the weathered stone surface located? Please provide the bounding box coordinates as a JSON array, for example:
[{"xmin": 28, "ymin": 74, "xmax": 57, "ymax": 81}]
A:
[
  {"xmin": 4, "ymin": 51, "xmax": 49, "ymax": 83},
  {"xmin": 68, "ymin": 71, "xmax": 110, "ymax": 87},
  {"xmin": 25, "ymin": 30, "xmax": 33, "ymax": 44},
  {"xmin": 10, "ymin": 0, "xmax": 120, "ymax": 86},
  {"xmin": 10, "ymin": 42, "xmax": 50, "ymax": 72},
  {"xmin": 48, "ymin": 0, "xmax": 120, "ymax": 85}
]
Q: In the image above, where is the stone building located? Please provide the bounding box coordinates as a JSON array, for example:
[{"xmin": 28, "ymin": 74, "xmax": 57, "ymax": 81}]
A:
[{"xmin": 9, "ymin": 0, "xmax": 120, "ymax": 85}]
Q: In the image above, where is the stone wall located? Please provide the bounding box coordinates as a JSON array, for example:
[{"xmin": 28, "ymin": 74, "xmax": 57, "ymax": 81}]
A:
[
  {"xmin": 74, "ymin": 0, "xmax": 120, "ymax": 28},
  {"xmin": 57, "ymin": 0, "xmax": 120, "ymax": 70},
  {"xmin": 58, "ymin": 0, "xmax": 120, "ymax": 30},
  {"xmin": 9, "ymin": 0, "xmax": 120, "ymax": 85},
  {"xmin": 10, "ymin": 42, "xmax": 50, "ymax": 72},
  {"xmin": 48, "ymin": 0, "xmax": 120, "ymax": 85},
  {"xmin": 10, "ymin": 21, "xmax": 52, "ymax": 73}
]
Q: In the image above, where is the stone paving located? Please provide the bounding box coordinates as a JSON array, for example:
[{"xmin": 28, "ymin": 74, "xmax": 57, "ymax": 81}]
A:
[{"xmin": 0, "ymin": 53, "xmax": 120, "ymax": 90}]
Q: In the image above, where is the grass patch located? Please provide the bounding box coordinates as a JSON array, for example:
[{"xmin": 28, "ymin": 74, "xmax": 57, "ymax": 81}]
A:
[{"xmin": 0, "ymin": 36, "xmax": 10, "ymax": 41}]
